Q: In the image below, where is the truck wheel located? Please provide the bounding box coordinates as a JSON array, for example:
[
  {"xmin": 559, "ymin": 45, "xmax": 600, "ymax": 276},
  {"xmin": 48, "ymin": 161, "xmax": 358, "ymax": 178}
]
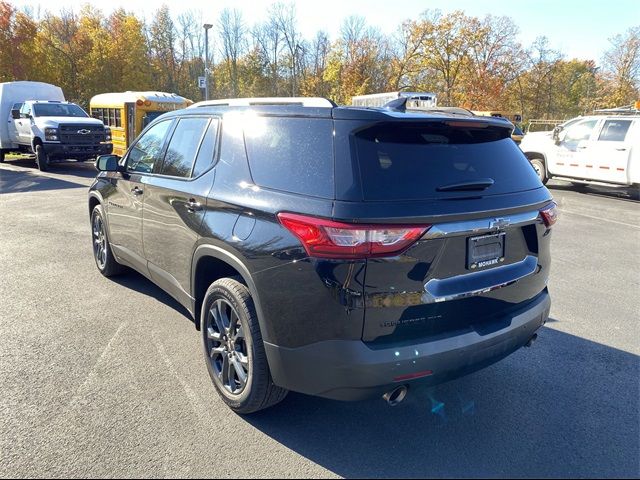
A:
[
  {"xmin": 202, "ymin": 278, "xmax": 288, "ymax": 414},
  {"xmin": 35, "ymin": 145, "xmax": 49, "ymax": 172},
  {"xmin": 0, "ymin": 150, "xmax": 5, "ymax": 163},
  {"xmin": 530, "ymin": 159, "xmax": 548, "ymax": 185}
]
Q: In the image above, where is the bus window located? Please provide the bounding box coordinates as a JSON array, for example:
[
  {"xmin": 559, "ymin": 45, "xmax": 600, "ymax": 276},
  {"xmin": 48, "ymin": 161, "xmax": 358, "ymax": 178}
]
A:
[
  {"xmin": 89, "ymin": 91, "xmax": 193, "ymax": 156},
  {"xmin": 143, "ymin": 112, "xmax": 166, "ymax": 128}
]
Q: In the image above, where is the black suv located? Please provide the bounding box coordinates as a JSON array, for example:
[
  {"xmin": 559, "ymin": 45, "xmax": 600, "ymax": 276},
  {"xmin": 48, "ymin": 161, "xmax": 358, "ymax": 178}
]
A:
[{"xmin": 89, "ymin": 97, "xmax": 556, "ymax": 413}]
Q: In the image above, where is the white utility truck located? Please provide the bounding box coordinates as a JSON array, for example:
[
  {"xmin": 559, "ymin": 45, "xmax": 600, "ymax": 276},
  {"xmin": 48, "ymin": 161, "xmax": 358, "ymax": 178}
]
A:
[
  {"xmin": 520, "ymin": 108, "xmax": 639, "ymax": 189},
  {"xmin": 0, "ymin": 81, "xmax": 112, "ymax": 171}
]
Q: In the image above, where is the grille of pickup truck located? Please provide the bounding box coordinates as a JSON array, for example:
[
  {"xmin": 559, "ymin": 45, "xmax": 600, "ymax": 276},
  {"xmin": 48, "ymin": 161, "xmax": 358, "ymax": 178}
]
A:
[{"xmin": 59, "ymin": 124, "xmax": 105, "ymax": 144}]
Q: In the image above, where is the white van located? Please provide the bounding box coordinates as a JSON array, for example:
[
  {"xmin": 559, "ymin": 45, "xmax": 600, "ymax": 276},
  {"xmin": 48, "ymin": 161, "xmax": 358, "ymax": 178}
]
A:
[{"xmin": 520, "ymin": 113, "xmax": 639, "ymax": 188}]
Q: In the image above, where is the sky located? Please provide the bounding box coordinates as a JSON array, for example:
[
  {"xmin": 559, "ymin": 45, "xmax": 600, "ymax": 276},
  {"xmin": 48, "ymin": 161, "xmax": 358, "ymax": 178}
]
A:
[{"xmin": 12, "ymin": 0, "xmax": 640, "ymax": 62}]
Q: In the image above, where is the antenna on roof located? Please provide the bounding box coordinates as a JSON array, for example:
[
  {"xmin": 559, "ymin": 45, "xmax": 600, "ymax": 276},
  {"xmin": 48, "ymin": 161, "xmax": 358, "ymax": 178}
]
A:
[{"xmin": 383, "ymin": 97, "xmax": 409, "ymax": 112}]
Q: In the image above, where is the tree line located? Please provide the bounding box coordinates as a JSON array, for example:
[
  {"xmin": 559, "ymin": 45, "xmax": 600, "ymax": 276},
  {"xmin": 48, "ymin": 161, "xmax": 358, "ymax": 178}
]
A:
[{"xmin": 1, "ymin": 1, "xmax": 638, "ymax": 121}]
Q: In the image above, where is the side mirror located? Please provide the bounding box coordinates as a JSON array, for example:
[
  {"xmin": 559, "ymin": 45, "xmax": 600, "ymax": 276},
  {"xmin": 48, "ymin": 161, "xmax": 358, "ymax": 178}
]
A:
[
  {"xmin": 11, "ymin": 109, "xmax": 20, "ymax": 119},
  {"xmin": 556, "ymin": 130, "xmax": 567, "ymax": 144},
  {"xmin": 96, "ymin": 154, "xmax": 122, "ymax": 172}
]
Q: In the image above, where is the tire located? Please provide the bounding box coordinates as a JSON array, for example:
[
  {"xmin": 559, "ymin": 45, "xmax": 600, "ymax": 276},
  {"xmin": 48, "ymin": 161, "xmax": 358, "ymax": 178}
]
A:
[
  {"xmin": 0, "ymin": 150, "xmax": 5, "ymax": 163},
  {"xmin": 91, "ymin": 204, "xmax": 125, "ymax": 277},
  {"xmin": 202, "ymin": 278, "xmax": 288, "ymax": 414},
  {"xmin": 530, "ymin": 158, "xmax": 548, "ymax": 184},
  {"xmin": 35, "ymin": 144, "xmax": 49, "ymax": 171}
]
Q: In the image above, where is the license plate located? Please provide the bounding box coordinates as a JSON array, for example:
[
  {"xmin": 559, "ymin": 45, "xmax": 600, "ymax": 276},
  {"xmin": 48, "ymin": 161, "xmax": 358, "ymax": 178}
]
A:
[{"xmin": 467, "ymin": 232, "xmax": 506, "ymax": 270}]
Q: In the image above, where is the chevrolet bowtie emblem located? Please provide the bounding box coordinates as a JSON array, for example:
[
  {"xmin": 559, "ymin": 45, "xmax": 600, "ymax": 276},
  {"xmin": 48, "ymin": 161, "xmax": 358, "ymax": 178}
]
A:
[{"xmin": 77, "ymin": 129, "xmax": 90, "ymax": 134}]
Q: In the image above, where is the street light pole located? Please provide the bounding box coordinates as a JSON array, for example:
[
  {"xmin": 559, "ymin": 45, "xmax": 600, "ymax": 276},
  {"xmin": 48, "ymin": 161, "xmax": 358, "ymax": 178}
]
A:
[{"xmin": 203, "ymin": 23, "xmax": 213, "ymax": 101}]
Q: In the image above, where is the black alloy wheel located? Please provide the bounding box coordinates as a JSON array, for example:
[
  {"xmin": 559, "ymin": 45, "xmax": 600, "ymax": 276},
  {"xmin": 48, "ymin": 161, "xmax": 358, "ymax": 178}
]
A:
[{"xmin": 206, "ymin": 298, "xmax": 250, "ymax": 395}]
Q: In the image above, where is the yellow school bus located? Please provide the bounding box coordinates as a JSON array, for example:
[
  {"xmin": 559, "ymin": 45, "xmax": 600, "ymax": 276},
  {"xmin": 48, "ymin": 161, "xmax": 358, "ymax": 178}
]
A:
[{"xmin": 89, "ymin": 91, "xmax": 193, "ymax": 156}]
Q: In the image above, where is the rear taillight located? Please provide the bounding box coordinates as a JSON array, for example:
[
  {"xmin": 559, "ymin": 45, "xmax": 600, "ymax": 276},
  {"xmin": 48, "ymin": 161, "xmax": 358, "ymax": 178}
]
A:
[
  {"xmin": 277, "ymin": 212, "xmax": 430, "ymax": 259},
  {"xmin": 539, "ymin": 202, "xmax": 558, "ymax": 227}
]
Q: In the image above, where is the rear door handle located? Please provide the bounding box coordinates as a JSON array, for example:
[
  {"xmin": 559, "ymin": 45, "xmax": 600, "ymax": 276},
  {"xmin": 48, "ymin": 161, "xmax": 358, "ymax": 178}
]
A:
[
  {"xmin": 186, "ymin": 199, "xmax": 203, "ymax": 212},
  {"xmin": 131, "ymin": 186, "xmax": 143, "ymax": 196},
  {"xmin": 616, "ymin": 148, "xmax": 627, "ymax": 151},
  {"xmin": 577, "ymin": 145, "xmax": 588, "ymax": 149}
]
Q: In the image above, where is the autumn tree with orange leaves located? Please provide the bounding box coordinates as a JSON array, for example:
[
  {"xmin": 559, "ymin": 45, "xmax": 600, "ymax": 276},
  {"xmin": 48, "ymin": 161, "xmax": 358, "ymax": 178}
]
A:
[{"xmin": 0, "ymin": 1, "xmax": 637, "ymax": 119}]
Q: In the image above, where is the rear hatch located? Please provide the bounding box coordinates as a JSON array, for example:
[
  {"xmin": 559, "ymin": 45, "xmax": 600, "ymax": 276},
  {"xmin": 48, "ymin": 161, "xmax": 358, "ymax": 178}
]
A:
[{"xmin": 332, "ymin": 111, "xmax": 553, "ymax": 344}]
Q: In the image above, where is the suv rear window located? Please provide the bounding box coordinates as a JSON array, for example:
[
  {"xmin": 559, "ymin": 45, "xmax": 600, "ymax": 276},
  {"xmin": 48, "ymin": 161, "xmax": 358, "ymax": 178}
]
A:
[
  {"xmin": 354, "ymin": 122, "xmax": 541, "ymax": 201},
  {"xmin": 244, "ymin": 117, "xmax": 334, "ymax": 199}
]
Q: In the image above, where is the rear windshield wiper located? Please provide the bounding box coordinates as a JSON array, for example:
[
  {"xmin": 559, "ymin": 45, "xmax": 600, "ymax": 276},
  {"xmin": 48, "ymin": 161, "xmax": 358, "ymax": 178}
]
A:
[{"xmin": 436, "ymin": 179, "xmax": 495, "ymax": 192}]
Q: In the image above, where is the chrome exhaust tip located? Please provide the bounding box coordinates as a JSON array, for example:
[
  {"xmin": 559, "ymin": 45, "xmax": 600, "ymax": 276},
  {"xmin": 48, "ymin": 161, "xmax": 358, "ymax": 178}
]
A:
[{"xmin": 383, "ymin": 385, "xmax": 408, "ymax": 406}]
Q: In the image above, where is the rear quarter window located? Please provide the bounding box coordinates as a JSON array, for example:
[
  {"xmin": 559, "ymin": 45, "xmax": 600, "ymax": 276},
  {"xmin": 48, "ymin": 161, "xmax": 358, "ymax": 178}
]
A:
[
  {"xmin": 598, "ymin": 120, "xmax": 632, "ymax": 142},
  {"xmin": 354, "ymin": 122, "xmax": 542, "ymax": 201},
  {"xmin": 244, "ymin": 117, "xmax": 334, "ymax": 199}
]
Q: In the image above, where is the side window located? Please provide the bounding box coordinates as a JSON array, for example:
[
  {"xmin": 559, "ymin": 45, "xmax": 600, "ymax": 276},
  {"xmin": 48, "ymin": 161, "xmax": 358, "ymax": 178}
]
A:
[
  {"xmin": 20, "ymin": 103, "xmax": 31, "ymax": 118},
  {"xmin": 192, "ymin": 118, "xmax": 219, "ymax": 177},
  {"xmin": 598, "ymin": 120, "xmax": 632, "ymax": 142},
  {"xmin": 127, "ymin": 120, "xmax": 173, "ymax": 174},
  {"xmin": 158, "ymin": 117, "xmax": 210, "ymax": 178},
  {"xmin": 115, "ymin": 109, "xmax": 122, "ymax": 128},
  {"xmin": 244, "ymin": 117, "xmax": 334, "ymax": 198},
  {"xmin": 564, "ymin": 120, "xmax": 598, "ymax": 142}
]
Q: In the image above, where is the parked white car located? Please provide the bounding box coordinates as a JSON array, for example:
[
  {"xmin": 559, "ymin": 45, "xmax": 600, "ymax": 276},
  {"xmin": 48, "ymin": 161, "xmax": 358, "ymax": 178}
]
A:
[{"xmin": 520, "ymin": 114, "xmax": 639, "ymax": 188}]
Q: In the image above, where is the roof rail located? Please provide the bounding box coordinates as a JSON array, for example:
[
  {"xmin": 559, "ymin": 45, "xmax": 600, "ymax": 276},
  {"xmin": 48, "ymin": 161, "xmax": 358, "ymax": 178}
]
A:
[
  {"xmin": 190, "ymin": 97, "xmax": 337, "ymax": 108},
  {"xmin": 592, "ymin": 105, "xmax": 639, "ymax": 116}
]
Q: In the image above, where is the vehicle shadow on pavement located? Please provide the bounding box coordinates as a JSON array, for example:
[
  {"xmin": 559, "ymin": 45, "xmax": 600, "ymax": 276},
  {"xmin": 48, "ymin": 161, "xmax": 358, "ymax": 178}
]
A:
[
  {"xmin": 0, "ymin": 166, "xmax": 88, "ymax": 194},
  {"xmin": 548, "ymin": 182, "xmax": 640, "ymax": 202},
  {"xmin": 111, "ymin": 269, "xmax": 194, "ymax": 324},
  {"xmin": 244, "ymin": 324, "xmax": 639, "ymax": 478},
  {"xmin": 1, "ymin": 157, "xmax": 99, "ymax": 180}
]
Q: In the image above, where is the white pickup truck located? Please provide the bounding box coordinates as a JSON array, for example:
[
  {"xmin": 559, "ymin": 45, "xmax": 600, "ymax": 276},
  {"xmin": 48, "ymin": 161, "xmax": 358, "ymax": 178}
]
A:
[
  {"xmin": 520, "ymin": 114, "xmax": 639, "ymax": 188},
  {"xmin": 0, "ymin": 81, "xmax": 112, "ymax": 171}
]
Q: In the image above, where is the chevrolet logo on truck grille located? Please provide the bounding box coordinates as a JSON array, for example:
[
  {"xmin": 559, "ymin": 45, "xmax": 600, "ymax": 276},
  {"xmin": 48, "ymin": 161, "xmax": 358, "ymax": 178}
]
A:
[{"xmin": 77, "ymin": 129, "xmax": 91, "ymax": 134}]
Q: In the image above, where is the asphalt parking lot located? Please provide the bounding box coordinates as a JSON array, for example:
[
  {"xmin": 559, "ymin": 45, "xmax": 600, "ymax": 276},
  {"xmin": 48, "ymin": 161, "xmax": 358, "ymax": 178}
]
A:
[{"xmin": 1, "ymin": 158, "xmax": 639, "ymax": 478}]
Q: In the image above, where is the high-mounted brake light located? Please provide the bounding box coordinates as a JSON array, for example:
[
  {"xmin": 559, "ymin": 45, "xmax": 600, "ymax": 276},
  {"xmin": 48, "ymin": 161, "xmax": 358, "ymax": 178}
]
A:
[
  {"xmin": 539, "ymin": 202, "xmax": 558, "ymax": 227},
  {"xmin": 445, "ymin": 121, "xmax": 489, "ymax": 128},
  {"xmin": 277, "ymin": 212, "xmax": 430, "ymax": 259}
]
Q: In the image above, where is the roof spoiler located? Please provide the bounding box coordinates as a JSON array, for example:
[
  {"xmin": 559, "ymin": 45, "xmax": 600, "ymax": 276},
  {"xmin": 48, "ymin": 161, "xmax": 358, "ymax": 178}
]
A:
[{"xmin": 383, "ymin": 97, "xmax": 478, "ymax": 118}]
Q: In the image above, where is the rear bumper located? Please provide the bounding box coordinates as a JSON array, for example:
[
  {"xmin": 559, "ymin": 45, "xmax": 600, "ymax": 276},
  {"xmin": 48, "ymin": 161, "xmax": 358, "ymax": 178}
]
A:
[
  {"xmin": 264, "ymin": 290, "xmax": 550, "ymax": 400},
  {"xmin": 43, "ymin": 142, "xmax": 112, "ymax": 159}
]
